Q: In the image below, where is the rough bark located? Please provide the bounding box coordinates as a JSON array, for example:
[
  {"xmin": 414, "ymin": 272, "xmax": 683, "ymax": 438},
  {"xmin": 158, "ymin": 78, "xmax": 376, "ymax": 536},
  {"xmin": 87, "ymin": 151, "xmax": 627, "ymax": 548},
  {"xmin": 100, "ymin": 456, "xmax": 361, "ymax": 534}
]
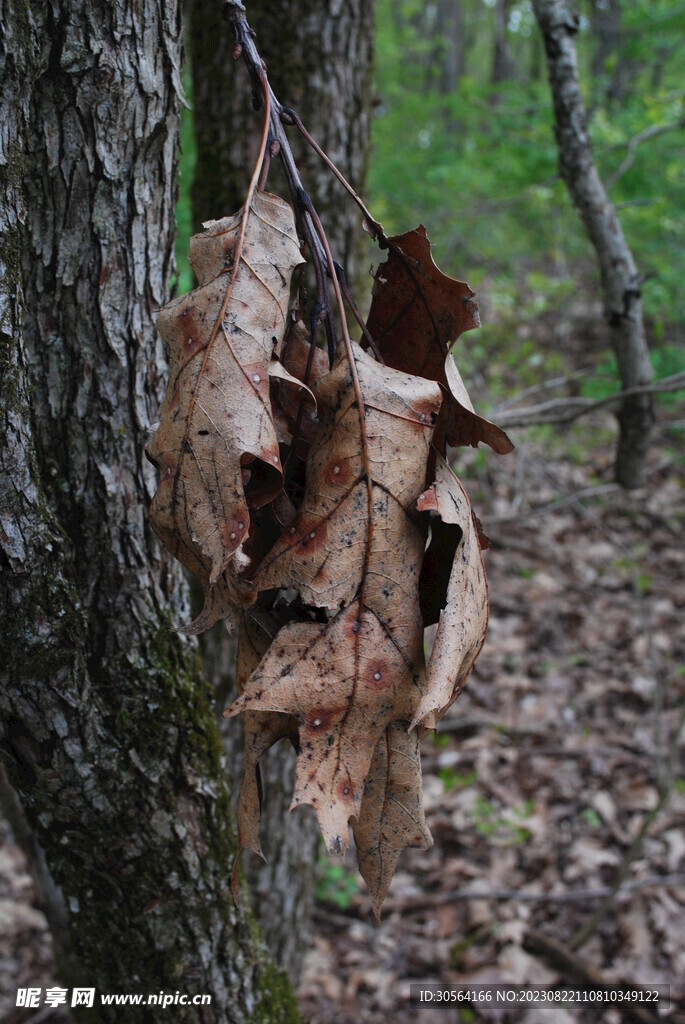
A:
[
  {"xmin": 188, "ymin": 0, "xmax": 375, "ymax": 297},
  {"xmin": 0, "ymin": 1, "xmax": 299, "ymax": 1020},
  {"xmin": 187, "ymin": 0, "xmax": 375, "ymax": 974},
  {"xmin": 533, "ymin": 0, "xmax": 654, "ymax": 489}
]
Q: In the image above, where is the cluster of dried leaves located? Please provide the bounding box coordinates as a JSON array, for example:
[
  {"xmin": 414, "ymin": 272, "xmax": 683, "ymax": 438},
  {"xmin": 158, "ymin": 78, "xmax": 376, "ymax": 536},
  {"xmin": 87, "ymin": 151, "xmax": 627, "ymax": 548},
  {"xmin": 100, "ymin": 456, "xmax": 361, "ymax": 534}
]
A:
[{"xmin": 147, "ymin": 180, "xmax": 512, "ymax": 914}]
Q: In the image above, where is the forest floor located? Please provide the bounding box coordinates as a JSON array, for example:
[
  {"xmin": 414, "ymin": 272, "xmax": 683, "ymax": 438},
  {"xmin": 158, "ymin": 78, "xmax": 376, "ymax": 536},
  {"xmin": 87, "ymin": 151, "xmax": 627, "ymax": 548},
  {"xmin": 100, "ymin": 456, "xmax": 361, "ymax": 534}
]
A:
[
  {"xmin": 297, "ymin": 396, "xmax": 685, "ymax": 1024},
  {"xmin": 1, "ymin": 372, "xmax": 684, "ymax": 1024}
]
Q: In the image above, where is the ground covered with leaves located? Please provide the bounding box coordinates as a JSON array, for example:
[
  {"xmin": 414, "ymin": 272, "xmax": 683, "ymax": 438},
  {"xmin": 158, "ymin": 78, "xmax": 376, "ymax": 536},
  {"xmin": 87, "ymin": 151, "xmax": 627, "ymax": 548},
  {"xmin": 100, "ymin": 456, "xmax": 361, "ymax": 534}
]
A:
[
  {"xmin": 296, "ymin": 403, "xmax": 685, "ymax": 1024},
  {"xmin": 1, "ymin": 396, "xmax": 683, "ymax": 1024}
]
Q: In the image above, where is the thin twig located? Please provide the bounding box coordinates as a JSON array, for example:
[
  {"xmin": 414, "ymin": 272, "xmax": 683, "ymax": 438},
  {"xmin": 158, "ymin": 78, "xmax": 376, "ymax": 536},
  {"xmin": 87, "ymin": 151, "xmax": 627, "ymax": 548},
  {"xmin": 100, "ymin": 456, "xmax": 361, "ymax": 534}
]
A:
[
  {"xmin": 226, "ymin": 2, "xmax": 337, "ymax": 365},
  {"xmin": 493, "ymin": 368, "xmax": 592, "ymax": 411},
  {"xmin": 606, "ymin": 118, "xmax": 685, "ymax": 190},
  {"xmin": 483, "ymin": 483, "xmax": 620, "ymax": 526},
  {"xmin": 494, "ymin": 371, "xmax": 685, "ymax": 429},
  {"xmin": 379, "ymin": 873, "xmax": 685, "ymax": 913},
  {"xmin": 281, "ymin": 105, "xmax": 387, "ymax": 246},
  {"xmin": 334, "ymin": 261, "xmax": 385, "ymax": 363},
  {"xmin": 435, "ymin": 715, "xmax": 552, "ymax": 739}
]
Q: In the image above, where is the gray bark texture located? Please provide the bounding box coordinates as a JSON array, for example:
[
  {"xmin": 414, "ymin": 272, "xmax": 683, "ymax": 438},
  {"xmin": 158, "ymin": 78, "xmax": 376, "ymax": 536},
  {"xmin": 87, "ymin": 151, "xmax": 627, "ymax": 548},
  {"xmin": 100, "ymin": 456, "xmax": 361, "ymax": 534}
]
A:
[
  {"xmin": 0, "ymin": 1, "xmax": 300, "ymax": 1020},
  {"xmin": 187, "ymin": 0, "xmax": 376, "ymax": 975},
  {"xmin": 533, "ymin": 0, "xmax": 654, "ymax": 489}
]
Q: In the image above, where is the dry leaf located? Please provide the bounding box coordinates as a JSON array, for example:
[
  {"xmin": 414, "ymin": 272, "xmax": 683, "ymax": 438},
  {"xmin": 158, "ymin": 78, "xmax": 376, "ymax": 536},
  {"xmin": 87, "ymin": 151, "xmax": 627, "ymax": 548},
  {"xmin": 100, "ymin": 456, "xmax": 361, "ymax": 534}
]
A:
[
  {"xmin": 353, "ymin": 722, "xmax": 433, "ymax": 919},
  {"xmin": 224, "ymin": 342, "xmax": 443, "ymax": 854},
  {"xmin": 268, "ymin": 357, "xmax": 317, "ymax": 448},
  {"xmin": 148, "ymin": 37, "xmax": 505, "ymax": 915},
  {"xmin": 365, "ymin": 225, "xmax": 513, "ymax": 456},
  {"xmin": 147, "ymin": 191, "xmax": 304, "ymax": 632},
  {"xmin": 412, "ymin": 453, "xmax": 489, "ymax": 730},
  {"xmin": 268, "ymin": 318, "xmax": 323, "ymax": 450},
  {"xmin": 233, "ymin": 611, "xmax": 299, "ymax": 873},
  {"xmin": 281, "ymin": 318, "xmax": 330, "ymax": 392}
]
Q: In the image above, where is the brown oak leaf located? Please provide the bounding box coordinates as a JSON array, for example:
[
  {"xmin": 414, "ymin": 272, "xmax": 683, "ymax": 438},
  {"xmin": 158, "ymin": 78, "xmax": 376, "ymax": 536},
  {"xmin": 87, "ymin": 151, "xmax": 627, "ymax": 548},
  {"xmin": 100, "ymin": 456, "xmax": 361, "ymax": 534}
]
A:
[
  {"xmin": 147, "ymin": 191, "xmax": 304, "ymax": 632},
  {"xmin": 353, "ymin": 722, "xmax": 433, "ymax": 919},
  {"xmin": 412, "ymin": 453, "xmax": 490, "ymax": 730},
  {"xmin": 365, "ymin": 225, "xmax": 513, "ymax": 456},
  {"xmin": 224, "ymin": 342, "xmax": 443, "ymax": 853},
  {"xmin": 271, "ymin": 319, "xmax": 330, "ymax": 451}
]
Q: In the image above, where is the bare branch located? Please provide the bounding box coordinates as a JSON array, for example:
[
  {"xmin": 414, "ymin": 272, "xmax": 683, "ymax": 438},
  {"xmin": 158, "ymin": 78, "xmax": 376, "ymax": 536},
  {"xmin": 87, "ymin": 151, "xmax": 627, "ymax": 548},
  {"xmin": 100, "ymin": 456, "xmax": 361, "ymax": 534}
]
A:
[
  {"xmin": 494, "ymin": 372, "xmax": 685, "ymax": 429},
  {"xmin": 607, "ymin": 118, "xmax": 685, "ymax": 190},
  {"xmin": 379, "ymin": 873, "xmax": 685, "ymax": 914}
]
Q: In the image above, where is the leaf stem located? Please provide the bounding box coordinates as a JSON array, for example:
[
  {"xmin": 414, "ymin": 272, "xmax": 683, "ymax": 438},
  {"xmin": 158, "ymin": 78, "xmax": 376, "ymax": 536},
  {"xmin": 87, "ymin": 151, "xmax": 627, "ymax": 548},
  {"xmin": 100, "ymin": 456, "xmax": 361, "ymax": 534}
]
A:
[
  {"xmin": 333, "ymin": 261, "xmax": 385, "ymax": 364},
  {"xmin": 280, "ymin": 105, "xmax": 387, "ymax": 247}
]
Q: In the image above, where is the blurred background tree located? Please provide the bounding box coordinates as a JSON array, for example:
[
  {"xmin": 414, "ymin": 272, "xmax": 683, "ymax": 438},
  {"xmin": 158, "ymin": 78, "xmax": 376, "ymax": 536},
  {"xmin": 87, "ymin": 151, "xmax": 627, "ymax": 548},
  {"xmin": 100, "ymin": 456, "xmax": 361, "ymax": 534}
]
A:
[{"xmin": 365, "ymin": 0, "xmax": 684, "ymax": 474}]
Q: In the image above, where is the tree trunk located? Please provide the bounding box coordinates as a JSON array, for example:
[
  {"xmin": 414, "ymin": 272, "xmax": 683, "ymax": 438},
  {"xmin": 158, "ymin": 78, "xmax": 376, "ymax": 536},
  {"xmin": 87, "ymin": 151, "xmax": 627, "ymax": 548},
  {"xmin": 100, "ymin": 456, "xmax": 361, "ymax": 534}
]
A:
[
  {"xmin": 189, "ymin": 0, "xmax": 375, "ymax": 296},
  {"xmin": 187, "ymin": 0, "xmax": 375, "ymax": 974},
  {"xmin": 0, "ymin": 1, "xmax": 299, "ymax": 1020},
  {"xmin": 201, "ymin": 619, "xmax": 319, "ymax": 984},
  {"xmin": 437, "ymin": 0, "xmax": 465, "ymax": 95},
  {"xmin": 590, "ymin": 0, "xmax": 621, "ymax": 82},
  {"xmin": 492, "ymin": 0, "xmax": 514, "ymax": 84},
  {"xmin": 590, "ymin": 0, "xmax": 637, "ymax": 104},
  {"xmin": 533, "ymin": 0, "xmax": 654, "ymax": 489}
]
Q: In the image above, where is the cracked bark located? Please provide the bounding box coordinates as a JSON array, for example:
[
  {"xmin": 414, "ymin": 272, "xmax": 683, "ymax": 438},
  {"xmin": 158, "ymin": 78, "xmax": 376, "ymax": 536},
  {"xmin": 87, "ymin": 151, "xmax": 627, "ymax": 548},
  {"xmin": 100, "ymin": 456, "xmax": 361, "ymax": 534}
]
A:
[
  {"xmin": 533, "ymin": 0, "xmax": 654, "ymax": 489},
  {"xmin": 187, "ymin": 0, "xmax": 376, "ymax": 977},
  {"xmin": 0, "ymin": 1, "xmax": 299, "ymax": 1019}
]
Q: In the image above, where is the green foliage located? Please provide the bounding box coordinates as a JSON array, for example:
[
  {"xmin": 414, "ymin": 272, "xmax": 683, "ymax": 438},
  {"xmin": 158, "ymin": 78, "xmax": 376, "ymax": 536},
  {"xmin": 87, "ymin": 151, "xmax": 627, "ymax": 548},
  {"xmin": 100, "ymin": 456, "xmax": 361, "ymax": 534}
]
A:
[
  {"xmin": 438, "ymin": 767, "xmax": 478, "ymax": 792},
  {"xmin": 316, "ymin": 854, "xmax": 359, "ymax": 909},
  {"xmin": 581, "ymin": 806, "xmax": 602, "ymax": 830},
  {"xmin": 371, "ymin": 0, "xmax": 685, "ymax": 402},
  {"xmin": 470, "ymin": 795, "xmax": 535, "ymax": 845}
]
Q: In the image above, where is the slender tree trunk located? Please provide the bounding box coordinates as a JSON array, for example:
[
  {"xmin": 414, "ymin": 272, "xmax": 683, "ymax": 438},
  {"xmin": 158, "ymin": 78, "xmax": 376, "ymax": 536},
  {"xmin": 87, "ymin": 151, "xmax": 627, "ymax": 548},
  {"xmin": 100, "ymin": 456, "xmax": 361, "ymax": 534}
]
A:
[
  {"xmin": 187, "ymin": 0, "xmax": 375, "ymax": 974},
  {"xmin": 0, "ymin": 1, "xmax": 298, "ymax": 1019},
  {"xmin": 533, "ymin": 0, "xmax": 654, "ymax": 489}
]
